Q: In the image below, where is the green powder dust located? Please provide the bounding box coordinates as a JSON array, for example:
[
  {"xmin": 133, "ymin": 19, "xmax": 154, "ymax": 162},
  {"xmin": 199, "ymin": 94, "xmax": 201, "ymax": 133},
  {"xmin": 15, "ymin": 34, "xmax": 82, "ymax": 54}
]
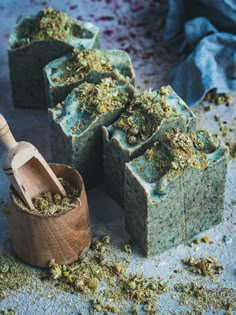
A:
[
  {"xmin": 0, "ymin": 249, "xmax": 34, "ymax": 300},
  {"xmin": 174, "ymin": 282, "xmax": 236, "ymax": 314}
]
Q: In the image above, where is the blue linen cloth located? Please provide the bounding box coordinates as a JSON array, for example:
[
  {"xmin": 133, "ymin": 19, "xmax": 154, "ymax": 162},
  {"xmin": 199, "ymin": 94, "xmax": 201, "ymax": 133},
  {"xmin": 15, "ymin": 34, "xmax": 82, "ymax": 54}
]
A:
[{"xmin": 165, "ymin": 0, "xmax": 236, "ymax": 106}]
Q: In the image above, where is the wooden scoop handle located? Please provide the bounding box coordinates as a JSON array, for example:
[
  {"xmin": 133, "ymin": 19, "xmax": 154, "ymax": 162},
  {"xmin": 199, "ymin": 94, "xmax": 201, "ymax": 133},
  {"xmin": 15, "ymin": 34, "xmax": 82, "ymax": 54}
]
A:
[{"xmin": 0, "ymin": 114, "xmax": 17, "ymax": 150}]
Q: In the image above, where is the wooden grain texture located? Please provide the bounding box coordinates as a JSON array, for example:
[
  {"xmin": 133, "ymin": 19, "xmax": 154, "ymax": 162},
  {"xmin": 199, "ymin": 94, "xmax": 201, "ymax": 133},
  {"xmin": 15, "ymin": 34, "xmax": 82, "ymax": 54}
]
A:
[
  {"xmin": 0, "ymin": 114, "xmax": 66, "ymax": 209},
  {"xmin": 10, "ymin": 163, "xmax": 92, "ymax": 268}
]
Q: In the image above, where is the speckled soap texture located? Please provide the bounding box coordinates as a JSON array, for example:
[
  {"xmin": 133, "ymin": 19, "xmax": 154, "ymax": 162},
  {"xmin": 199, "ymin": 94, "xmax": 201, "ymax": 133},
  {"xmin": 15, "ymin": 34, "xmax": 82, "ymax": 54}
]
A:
[
  {"xmin": 49, "ymin": 78, "xmax": 134, "ymax": 188},
  {"xmin": 103, "ymin": 86, "xmax": 197, "ymax": 206},
  {"xmin": 8, "ymin": 7, "xmax": 100, "ymax": 109},
  {"xmin": 124, "ymin": 130, "xmax": 228, "ymax": 256},
  {"xmin": 44, "ymin": 49, "xmax": 135, "ymax": 108}
]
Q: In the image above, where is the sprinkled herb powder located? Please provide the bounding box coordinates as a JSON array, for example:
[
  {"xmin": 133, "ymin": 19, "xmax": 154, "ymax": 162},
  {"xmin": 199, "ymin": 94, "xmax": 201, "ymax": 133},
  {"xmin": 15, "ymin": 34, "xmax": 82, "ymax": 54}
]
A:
[{"xmin": 0, "ymin": 249, "xmax": 33, "ymax": 300}]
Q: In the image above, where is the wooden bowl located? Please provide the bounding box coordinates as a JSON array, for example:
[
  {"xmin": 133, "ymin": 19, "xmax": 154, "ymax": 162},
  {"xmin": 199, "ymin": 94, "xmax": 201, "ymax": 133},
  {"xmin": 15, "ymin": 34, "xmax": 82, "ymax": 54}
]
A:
[{"xmin": 9, "ymin": 163, "xmax": 92, "ymax": 268}]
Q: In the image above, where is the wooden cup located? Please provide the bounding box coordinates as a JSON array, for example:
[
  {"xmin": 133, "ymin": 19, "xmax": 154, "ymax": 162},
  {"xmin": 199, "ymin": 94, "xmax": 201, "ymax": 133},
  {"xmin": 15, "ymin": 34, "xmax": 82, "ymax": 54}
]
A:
[{"xmin": 9, "ymin": 163, "xmax": 92, "ymax": 268}]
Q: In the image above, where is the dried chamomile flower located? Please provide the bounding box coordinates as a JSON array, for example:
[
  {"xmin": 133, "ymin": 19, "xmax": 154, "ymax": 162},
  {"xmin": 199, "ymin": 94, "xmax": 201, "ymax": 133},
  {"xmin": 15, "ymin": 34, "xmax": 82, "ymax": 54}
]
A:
[
  {"xmin": 53, "ymin": 193, "xmax": 62, "ymax": 204},
  {"xmin": 122, "ymin": 243, "xmax": 132, "ymax": 254},
  {"xmin": 0, "ymin": 309, "xmax": 15, "ymax": 315},
  {"xmin": 182, "ymin": 256, "xmax": 223, "ymax": 276},
  {"xmin": 91, "ymin": 240, "xmax": 106, "ymax": 252},
  {"xmin": 193, "ymin": 237, "xmax": 200, "ymax": 244},
  {"xmin": 202, "ymin": 235, "xmax": 210, "ymax": 243},
  {"xmin": 88, "ymin": 277, "xmax": 99, "ymax": 291},
  {"xmin": 49, "ymin": 259, "xmax": 62, "ymax": 279},
  {"xmin": 74, "ymin": 279, "xmax": 85, "ymax": 292},
  {"xmin": 127, "ymin": 281, "xmax": 136, "ymax": 290},
  {"xmin": 0, "ymin": 263, "xmax": 10, "ymax": 273},
  {"xmin": 34, "ymin": 198, "xmax": 49, "ymax": 211},
  {"xmin": 101, "ymin": 235, "xmax": 111, "ymax": 244},
  {"xmin": 113, "ymin": 264, "xmax": 124, "ymax": 275}
]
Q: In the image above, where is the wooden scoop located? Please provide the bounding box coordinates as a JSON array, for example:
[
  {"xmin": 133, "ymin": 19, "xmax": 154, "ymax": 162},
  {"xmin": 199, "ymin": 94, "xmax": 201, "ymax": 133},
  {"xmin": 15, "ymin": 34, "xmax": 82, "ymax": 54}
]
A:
[{"xmin": 0, "ymin": 114, "xmax": 66, "ymax": 209}]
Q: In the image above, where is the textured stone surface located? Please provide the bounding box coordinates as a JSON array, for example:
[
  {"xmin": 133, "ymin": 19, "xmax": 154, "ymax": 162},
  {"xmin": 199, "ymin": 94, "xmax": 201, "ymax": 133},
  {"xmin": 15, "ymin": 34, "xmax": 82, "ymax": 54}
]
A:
[
  {"xmin": 49, "ymin": 78, "xmax": 133, "ymax": 188},
  {"xmin": 124, "ymin": 131, "xmax": 228, "ymax": 256},
  {"xmin": 8, "ymin": 9, "xmax": 100, "ymax": 109},
  {"xmin": 103, "ymin": 86, "xmax": 196, "ymax": 206},
  {"xmin": 44, "ymin": 49, "xmax": 135, "ymax": 108}
]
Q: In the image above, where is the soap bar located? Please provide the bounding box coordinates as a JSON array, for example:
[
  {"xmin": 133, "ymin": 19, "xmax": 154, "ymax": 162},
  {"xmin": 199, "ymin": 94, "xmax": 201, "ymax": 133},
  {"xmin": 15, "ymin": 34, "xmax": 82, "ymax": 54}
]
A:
[
  {"xmin": 8, "ymin": 7, "xmax": 100, "ymax": 109},
  {"xmin": 103, "ymin": 86, "xmax": 197, "ymax": 206},
  {"xmin": 124, "ymin": 129, "xmax": 228, "ymax": 256},
  {"xmin": 44, "ymin": 49, "xmax": 135, "ymax": 107},
  {"xmin": 49, "ymin": 78, "xmax": 134, "ymax": 188}
]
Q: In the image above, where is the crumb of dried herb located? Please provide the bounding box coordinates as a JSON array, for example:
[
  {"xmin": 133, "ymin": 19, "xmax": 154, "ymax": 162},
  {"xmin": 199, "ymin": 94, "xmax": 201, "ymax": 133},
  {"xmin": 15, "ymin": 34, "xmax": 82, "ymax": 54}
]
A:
[
  {"xmin": 87, "ymin": 277, "xmax": 99, "ymax": 291},
  {"xmin": 193, "ymin": 237, "xmax": 200, "ymax": 244},
  {"xmin": 182, "ymin": 256, "xmax": 223, "ymax": 276},
  {"xmin": 202, "ymin": 235, "xmax": 210, "ymax": 243},
  {"xmin": 91, "ymin": 240, "xmax": 106, "ymax": 253},
  {"xmin": 91, "ymin": 298, "xmax": 118, "ymax": 313},
  {"xmin": 204, "ymin": 89, "xmax": 233, "ymax": 106},
  {"xmin": 0, "ymin": 309, "xmax": 15, "ymax": 315},
  {"xmin": 101, "ymin": 235, "xmax": 111, "ymax": 245},
  {"xmin": 213, "ymin": 114, "xmax": 236, "ymax": 158},
  {"xmin": 122, "ymin": 243, "xmax": 132, "ymax": 255},
  {"xmin": 49, "ymin": 259, "xmax": 62, "ymax": 279}
]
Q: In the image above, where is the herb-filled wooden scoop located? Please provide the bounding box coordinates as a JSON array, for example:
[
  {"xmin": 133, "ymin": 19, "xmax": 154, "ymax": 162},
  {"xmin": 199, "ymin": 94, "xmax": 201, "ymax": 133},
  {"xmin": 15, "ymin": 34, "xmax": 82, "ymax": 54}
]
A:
[{"xmin": 0, "ymin": 114, "xmax": 66, "ymax": 209}]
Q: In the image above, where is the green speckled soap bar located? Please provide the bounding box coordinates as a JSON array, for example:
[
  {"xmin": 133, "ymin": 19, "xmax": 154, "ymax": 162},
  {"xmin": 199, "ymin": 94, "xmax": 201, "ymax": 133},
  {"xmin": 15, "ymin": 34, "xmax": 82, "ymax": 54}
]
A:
[
  {"xmin": 8, "ymin": 7, "xmax": 100, "ymax": 109},
  {"xmin": 44, "ymin": 49, "xmax": 135, "ymax": 108},
  {"xmin": 124, "ymin": 130, "xmax": 228, "ymax": 256},
  {"xmin": 102, "ymin": 86, "xmax": 197, "ymax": 206},
  {"xmin": 49, "ymin": 77, "xmax": 134, "ymax": 188}
]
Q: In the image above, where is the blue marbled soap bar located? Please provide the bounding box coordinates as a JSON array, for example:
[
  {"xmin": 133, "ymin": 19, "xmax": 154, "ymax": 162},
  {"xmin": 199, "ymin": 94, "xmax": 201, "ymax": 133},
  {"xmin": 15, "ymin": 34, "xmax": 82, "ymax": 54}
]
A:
[
  {"xmin": 103, "ymin": 86, "xmax": 197, "ymax": 206},
  {"xmin": 125, "ymin": 130, "xmax": 228, "ymax": 256},
  {"xmin": 8, "ymin": 7, "xmax": 100, "ymax": 109},
  {"xmin": 44, "ymin": 49, "xmax": 135, "ymax": 108},
  {"xmin": 49, "ymin": 77, "xmax": 134, "ymax": 188}
]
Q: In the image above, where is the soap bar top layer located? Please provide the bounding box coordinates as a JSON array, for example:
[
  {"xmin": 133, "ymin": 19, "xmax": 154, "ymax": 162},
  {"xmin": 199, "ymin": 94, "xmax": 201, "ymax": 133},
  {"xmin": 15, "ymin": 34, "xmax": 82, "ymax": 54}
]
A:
[
  {"xmin": 128, "ymin": 129, "xmax": 227, "ymax": 197},
  {"xmin": 50, "ymin": 78, "xmax": 131, "ymax": 136},
  {"xmin": 45, "ymin": 49, "xmax": 135, "ymax": 86},
  {"xmin": 9, "ymin": 7, "xmax": 99, "ymax": 50},
  {"xmin": 107, "ymin": 86, "xmax": 196, "ymax": 152}
]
